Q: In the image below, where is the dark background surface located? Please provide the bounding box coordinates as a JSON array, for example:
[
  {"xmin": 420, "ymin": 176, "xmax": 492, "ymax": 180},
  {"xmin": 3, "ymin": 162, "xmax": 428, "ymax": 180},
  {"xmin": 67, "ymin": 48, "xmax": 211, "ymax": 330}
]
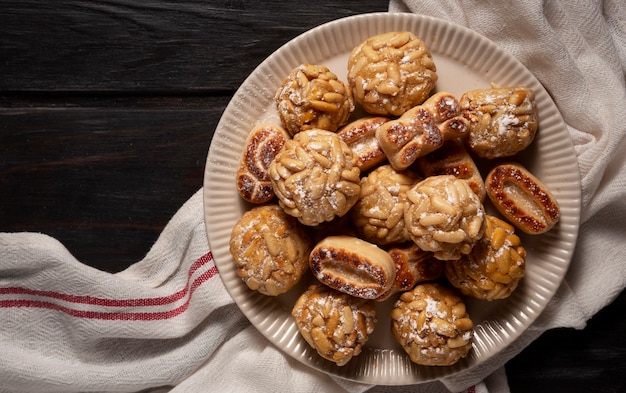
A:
[{"xmin": 1, "ymin": 1, "xmax": 624, "ymax": 391}]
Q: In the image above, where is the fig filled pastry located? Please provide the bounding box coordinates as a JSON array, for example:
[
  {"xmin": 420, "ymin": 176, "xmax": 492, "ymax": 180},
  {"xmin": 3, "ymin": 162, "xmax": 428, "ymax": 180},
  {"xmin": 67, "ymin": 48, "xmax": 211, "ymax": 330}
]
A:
[
  {"xmin": 351, "ymin": 164, "xmax": 421, "ymax": 245},
  {"xmin": 378, "ymin": 243, "xmax": 444, "ymax": 301},
  {"xmin": 236, "ymin": 123, "xmax": 290, "ymax": 204},
  {"xmin": 275, "ymin": 63, "xmax": 355, "ymax": 136},
  {"xmin": 415, "ymin": 138, "xmax": 486, "ymax": 202},
  {"xmin": 347, "ymin": 31, "xmax": 438, "ymax": 116},
  {"xmin": 391, "ymin": 283, "xmax": 473, "ymax": 366},
  {"xmin": 268, "ymin": 129, "xmax": 361, "ymax": 226},
  {"xmin": 309, "ymin": 235, "xmax": 396, "ymax": 300},
  {"xmin": 337, "ymin": 116, "xmax": 389, "ymax": 171},
  {"xmin": 460, "ymin": 86, "xmax": 538, "ymax": 159},
  {"xmin": 229, "ymin": 205, "xmax": 312, "ymax": 296},
  {"xmin": 445, "ymin": 215, "xmax": 526, "ymax": 300},
  {"xmin": 485, "ymin": 163, "xmax": 560, "ymax": 234},
  {"xmin": 404, "ymin": 175, "xmax": 486, "ymax": 261},
  {"xmin": 292, "ymin": 283, "xmax": 377, "ymax": 366},
  {"xmin": 375, "ymin": 92, "xmax": 469, "ymax": 171}
]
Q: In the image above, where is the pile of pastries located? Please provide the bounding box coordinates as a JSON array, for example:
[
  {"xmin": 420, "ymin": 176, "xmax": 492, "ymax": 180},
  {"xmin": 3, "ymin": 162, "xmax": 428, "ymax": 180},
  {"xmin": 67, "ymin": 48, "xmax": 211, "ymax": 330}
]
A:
[{"xmin": 229, "ymin": 31, "xmax": 560, "ymax": 368}]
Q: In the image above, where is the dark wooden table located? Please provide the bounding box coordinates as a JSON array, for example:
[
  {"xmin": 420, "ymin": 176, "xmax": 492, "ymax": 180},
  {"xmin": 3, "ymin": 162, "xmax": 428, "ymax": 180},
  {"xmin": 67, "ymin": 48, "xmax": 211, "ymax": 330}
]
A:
[{"xmin": 1, "ymin": 1, "xmax": 624, "ymax": 391}]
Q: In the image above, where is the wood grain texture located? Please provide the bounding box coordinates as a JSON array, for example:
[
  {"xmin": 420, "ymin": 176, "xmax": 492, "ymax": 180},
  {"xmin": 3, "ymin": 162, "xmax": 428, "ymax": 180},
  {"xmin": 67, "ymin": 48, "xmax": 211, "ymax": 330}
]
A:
[{"xmin": 1, "ymin": 1, "xmax": 625, "ymax": 392}]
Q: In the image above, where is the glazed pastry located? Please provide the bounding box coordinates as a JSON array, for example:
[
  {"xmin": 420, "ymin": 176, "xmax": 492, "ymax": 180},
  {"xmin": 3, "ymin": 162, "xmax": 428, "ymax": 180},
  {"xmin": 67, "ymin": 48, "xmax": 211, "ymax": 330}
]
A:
[
  {"xmin": 348, "ymin": 31, "xmax": 438, "ymax": 116},
  {"xmin": 229, "ymin": 205, "xmax": 312, "ymax": 296},
  {"xmin": 292, "ymin": 283, "xmax": 377, "ymax": 366},
  {"xmin": 375, "ymin": 92, "xmax": 469, "ymax": 171},
  {"xmin": 404, "ymin": 175, "xmax": 486, "ymax": 260},
  {"xmin": 390, "ymin": 283, "xmax": 473, "ymax": 366},
  {"xmin": 337, "ymin": 116, "xmax": 389, "ymax": 171},
  {"xmin": 415, "ymin": 138, "xmax": 486, "ymax": 202},
  {"xmin": 378, "ymin": 243, "xmax": 444, "ymax": 301},
  {"xmin": 236, "ymin": 123, "xmax": 290, "ymax": 204},
  {"xmin": 275, "ymin": 63, "xmax": 355, "ymax": 136},
  {"xmin": 350, "ymin": 164, "xmax": 420, "ymax": 245},
  {"xmin": 460, "ymin": 86, "xmax": 538, "ymax": 158},
  {"xmin": 268, "ymin": 129, "xmax": 361, "ymax": 226},
  {"xmin": 309, "ymin": 235, "xmax": 396, "ymax": 300},
  {"xmin": 485, "ymin": 163, "xmax": 560, "ymax": 234},
  {"xmin": 445, "ymin": 215, "xmax": 526, "ymax": 300}
]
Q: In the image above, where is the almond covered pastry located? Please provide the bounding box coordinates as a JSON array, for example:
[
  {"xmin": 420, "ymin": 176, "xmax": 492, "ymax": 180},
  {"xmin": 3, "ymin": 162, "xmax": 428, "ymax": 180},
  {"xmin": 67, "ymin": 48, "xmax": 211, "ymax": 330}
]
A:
[
  {"xmin": 376, "ymin": 92, "xmax": 469, "ymax": 171},
  {"xmin": 391, "ymin": 283, "xmax": 473, "ymax": 366},
  {"xmin": 405, "ymin": 175, "xmax": 486, "ymax": 261},
  {"xmin": 269, "ymin": 129, "xmax": 361, "ymax": 226},
  {"xmin": 351, "ymin": 164, "xmax": 420, "ymax": 245},
  {"xmin": 415, "ymin": 138, "xmax": 486, "ymax": 202},
  {"xmin": 445, "ymin": 215, "xmax": 526, "ymax": 301},
  {"xmin": 485, "ymin": 163, "xmax": 560, "ymax": 234},
  {"xmin": 460, "ymin": 86, "xmax": 538, "ymax": 158},
  {"xmin": 236, "ymin": 123, "xmax": 290, "ymax": 204},
  {"xmin": 275, "ymin": 64, "xmax": 355, "ymax": 136},
  {"xmin": 229, "ymin": 205, "xmax": 312, "ymax": 296},
  {"xmin": 378, "ymin": 243, "xmax": 444, "ymax": 301},
  {"xmin": 309, "ymin": 235, "xmax": 396, "ymax": 300},
  {"xmin": 337, "ymin": 116, "xmax": 389, "ymax": 171},
  {"xmin": 348, "ymin": 31, "xmax": 438, "ymax": 116},
  {"xmin": 292, "ymin": 283, "xmax": 377, "ymax": 366}
]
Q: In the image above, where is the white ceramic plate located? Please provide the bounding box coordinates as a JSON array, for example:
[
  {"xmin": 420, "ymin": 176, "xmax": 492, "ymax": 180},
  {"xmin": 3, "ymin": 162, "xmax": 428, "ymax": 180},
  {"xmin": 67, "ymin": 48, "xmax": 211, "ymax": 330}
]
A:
[{"xmin": 203, "ymin": 13, "xmax": 581, "ymax": 385}]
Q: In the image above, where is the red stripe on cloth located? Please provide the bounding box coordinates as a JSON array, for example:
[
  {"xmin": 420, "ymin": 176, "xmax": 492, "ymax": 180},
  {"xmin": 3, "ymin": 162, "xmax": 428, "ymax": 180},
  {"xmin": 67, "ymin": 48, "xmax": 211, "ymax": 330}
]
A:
[
  {"xmin": 0, "ymin": 252, "xmax": 214, "ymax": 307},
  {"xmin": 466, "ymin": 386, "xmax": 476, "ymax": 393},
  {"xmin": 0, "ymin": 265, "xmax": 219, "ymax": 320}
]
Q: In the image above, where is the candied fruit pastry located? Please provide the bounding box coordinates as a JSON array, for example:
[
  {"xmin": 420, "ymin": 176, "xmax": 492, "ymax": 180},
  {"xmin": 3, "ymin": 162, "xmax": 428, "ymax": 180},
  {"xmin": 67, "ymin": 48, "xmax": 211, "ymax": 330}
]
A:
[
  {"xmin": 375, "ymin": 92, "xmax": 469, "ymax": 171},
  {"xmin": 348, "ymin": 31, "xmax": 438, "ymax": 116},
  {"xmin": 292, "ymin": 283, "xmax": 377, "ymax": 366},
  {"xmin": 391, "ymin": 283, "xmax": 473, "ymax": 366},
  {"xmin": 275, "ymin": 63, "xmax": 355, "ymax": 136},
  {"xmin": 460, "ymin": 86, "xmax": 538, "ymax": 159},
  {"xmin": 229, "ymin": 205, "xmax": 312, "ymax": 296},
  {"xmin": 268, "ymin": 129, "xmax": 361, "ymax": 226},
  {"xmin": 337, "ymin": 116, "xmax": 389, "ymax": 171},
  {"xmin": 236, "ymin": 123, "xmax": 290, "ymax": 204},
  {"xmin": 404, "ymin": 175, "xmax": 486, "ymax": 260},
  {"xmin": 378, "ymin": 243, "xmax": 444, "ymax": 301},
  {"xmin": 445, "ymin": 215, "xmax": 526, "ymax": 300},
  {"xmin": 309, "ymin": 235, "xmax": 396, "ymax": 300},
  {"xmin": 351, "ymin": 164, "xmax": 420, "ymax": 245},
  {"xmin": 416, "ymin": 138, "xmax": 486, "ymax": 202}
]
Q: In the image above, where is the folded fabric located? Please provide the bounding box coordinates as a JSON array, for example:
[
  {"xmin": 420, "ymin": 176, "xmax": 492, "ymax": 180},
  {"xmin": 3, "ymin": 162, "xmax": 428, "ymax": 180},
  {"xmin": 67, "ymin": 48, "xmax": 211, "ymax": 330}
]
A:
[{"xmin": 388, "ymin": 0, "xmax": 626, "ymax": 390}]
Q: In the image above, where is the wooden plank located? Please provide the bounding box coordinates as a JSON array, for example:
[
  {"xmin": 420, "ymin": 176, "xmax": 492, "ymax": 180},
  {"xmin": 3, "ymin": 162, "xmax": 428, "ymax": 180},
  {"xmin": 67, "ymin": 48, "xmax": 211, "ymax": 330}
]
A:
[
  {"xmin": 0, "ymin": 0, "xmax": 389, "ymax": 92},
  {"xmin": 0, "ymin": 97, "xmax": 224, "ymax": 271}
]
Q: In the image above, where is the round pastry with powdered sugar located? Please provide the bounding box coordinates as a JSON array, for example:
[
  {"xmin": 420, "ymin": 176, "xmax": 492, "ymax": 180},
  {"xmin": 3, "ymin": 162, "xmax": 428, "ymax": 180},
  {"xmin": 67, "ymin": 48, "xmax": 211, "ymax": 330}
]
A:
[
  {"xmin": 347, "ymin": 31, "xmax": 438, "ymax": 116},
  {"xmin": 460, "ymin": 85, "xmax": 538, "ymax": 159},
  {"xmin": 391, "ymin": 282, "xmax": 473, "ymax": 366},
  {"xmin": 292, "ymin": 283, "xmax": 377, "ymax": 366},
  {"xmin": 229, "ymin": 205, "xmax": 312, "ymax": 296}
]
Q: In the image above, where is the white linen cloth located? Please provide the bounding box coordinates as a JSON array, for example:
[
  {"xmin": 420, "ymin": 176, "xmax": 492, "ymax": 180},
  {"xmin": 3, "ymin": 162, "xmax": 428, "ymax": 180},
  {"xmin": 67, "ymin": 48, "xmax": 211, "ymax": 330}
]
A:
[{"xmin": 1, "ymin": 1, "xmax": 625, "ymax": 392}]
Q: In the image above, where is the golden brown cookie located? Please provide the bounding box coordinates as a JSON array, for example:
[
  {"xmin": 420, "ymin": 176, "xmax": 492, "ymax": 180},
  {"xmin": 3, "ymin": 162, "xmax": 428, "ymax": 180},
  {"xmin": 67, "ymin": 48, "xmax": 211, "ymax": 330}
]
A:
[
  {"xmin": 348, "ymin": 31, "xmax": 438, "ymax": 116},
  {"xmin": 275, "ymin": 63, "xmax": 354, "ymax": 136},
  {"xmin": 445, "ymin": 215, "xmax": 526, "ymax": 300},
  {"xmin": 390, "ymin": 283, "xmax": 473, "ymax": 366},
  {"xmin": 460, "ymin": 86, "xmax": 538, "ymax": 158},
  {"xmin": 404, "ymin": 175, "xmax": 486, "ymax": 260},
  {"xmin": 350, "ymin": 164, "xmax": 420, "ymax": 245},
  {"xmin": 292, "ymin": 283, "xmax": 377, "ymax": 366},
  {"xmin": 229, "ymin": 205, "xmax": 312, "ymax": 296},
  {"xmin": 268, "ymin": 129, "xmax": 361, "ymax": 226}
]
